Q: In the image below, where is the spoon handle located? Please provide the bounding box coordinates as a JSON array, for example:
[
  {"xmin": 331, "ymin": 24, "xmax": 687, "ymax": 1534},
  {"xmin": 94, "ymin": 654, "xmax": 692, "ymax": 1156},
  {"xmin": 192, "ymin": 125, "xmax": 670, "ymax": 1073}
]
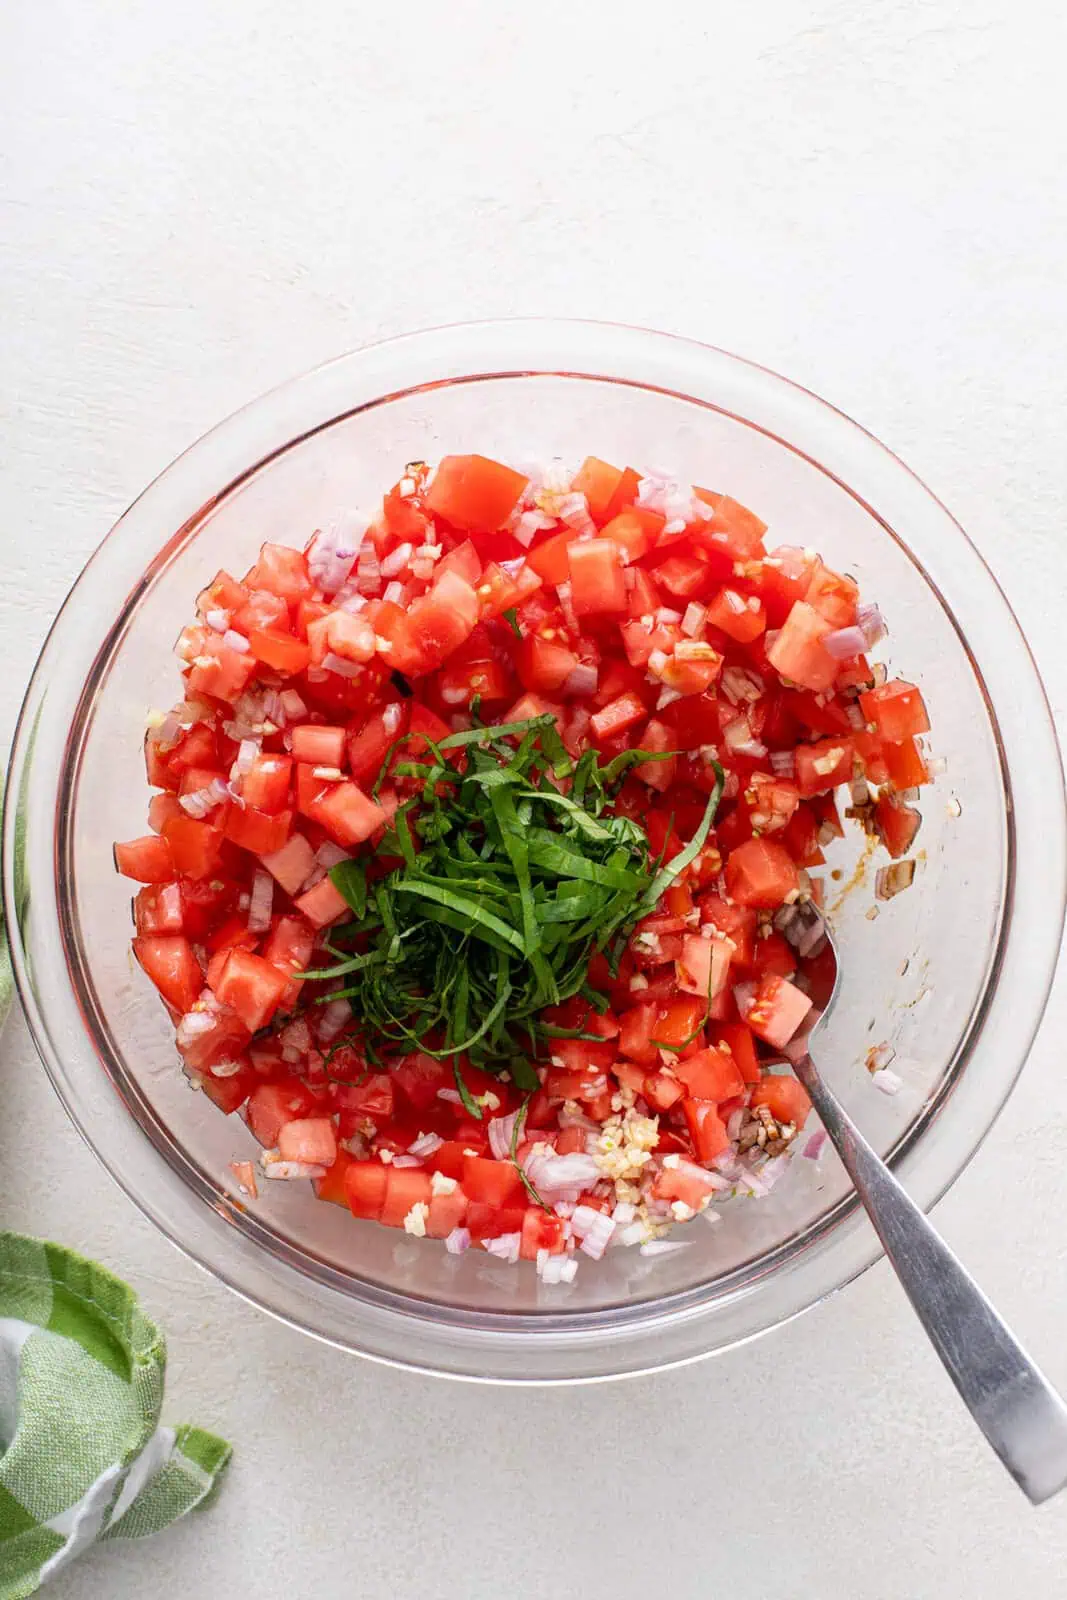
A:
[{"xmin": 793, "ymin": 1054, "xmax": 1067, "ymax": 1504}]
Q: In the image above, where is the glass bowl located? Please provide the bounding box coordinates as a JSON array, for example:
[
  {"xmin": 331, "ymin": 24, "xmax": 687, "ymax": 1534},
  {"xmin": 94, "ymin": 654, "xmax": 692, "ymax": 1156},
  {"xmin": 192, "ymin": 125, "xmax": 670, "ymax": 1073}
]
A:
[{"xmin": 5, "ymin": 319, "xmax": 1064, "ymax": 1382}]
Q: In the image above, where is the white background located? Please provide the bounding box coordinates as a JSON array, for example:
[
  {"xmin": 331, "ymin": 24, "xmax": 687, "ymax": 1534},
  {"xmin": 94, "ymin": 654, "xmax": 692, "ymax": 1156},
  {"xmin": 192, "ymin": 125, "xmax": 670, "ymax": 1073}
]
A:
[{"xmin": 3, "ymin": 2, "xmax": 1067, "ymax": 1595}]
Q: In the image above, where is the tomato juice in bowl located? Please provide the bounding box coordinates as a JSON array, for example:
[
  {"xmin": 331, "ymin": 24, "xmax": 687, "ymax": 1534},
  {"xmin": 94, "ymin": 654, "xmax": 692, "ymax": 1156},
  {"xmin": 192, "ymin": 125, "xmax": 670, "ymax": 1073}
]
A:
[{"xmin": 5, "ymin": 320, "xmax": 1063, "ymax": 1380}]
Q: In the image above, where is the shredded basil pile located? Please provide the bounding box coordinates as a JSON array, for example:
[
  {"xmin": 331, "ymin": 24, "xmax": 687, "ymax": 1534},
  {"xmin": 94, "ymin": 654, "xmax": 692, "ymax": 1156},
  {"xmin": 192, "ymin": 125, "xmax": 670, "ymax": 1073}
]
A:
[{"xmin": 305, "ymin": 713, "xmax": 722, "ymax": 1108}]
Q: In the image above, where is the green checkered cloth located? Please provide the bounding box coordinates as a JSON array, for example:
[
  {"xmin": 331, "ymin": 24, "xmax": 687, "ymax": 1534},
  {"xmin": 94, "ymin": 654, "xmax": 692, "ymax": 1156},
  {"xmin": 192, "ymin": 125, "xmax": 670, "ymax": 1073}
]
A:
[
  {"xmin": 0, "ymin": 781, "xmax": 231, "ymax": 1596},
  {"xmin": 0, "ymin": 1235, "xmax": 231, "ymax": 1598}
]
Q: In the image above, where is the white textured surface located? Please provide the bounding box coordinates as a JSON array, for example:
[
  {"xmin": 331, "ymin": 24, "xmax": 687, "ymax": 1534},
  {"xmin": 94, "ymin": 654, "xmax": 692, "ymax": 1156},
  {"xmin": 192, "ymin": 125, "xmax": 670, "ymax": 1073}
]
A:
[{"xmin": 3, "ymin": 1, "xmax": 1067, "ymax": 1594}]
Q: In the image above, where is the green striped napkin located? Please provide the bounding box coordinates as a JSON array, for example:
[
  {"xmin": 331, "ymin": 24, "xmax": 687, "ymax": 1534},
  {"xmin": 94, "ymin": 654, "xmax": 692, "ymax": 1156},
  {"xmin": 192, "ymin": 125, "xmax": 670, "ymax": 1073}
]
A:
[
  {"xmin": 0, "ymin": 785, "xmax": 231, "ymax": 1596},
  {"xmin": 0, "ymin": 1235, "xmax": 231, "ymax": 1599}
]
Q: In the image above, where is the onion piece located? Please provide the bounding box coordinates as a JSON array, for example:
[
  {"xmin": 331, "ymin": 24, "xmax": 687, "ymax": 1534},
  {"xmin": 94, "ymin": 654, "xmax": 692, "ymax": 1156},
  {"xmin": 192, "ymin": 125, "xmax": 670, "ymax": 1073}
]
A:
[
  {"xmin": 445, "ymin": 1227, "xmax": 471, "ymax": 1255},
  {"xmin": 484, "ymin": 1232, "xmax": 522, "ymax": 1264},
  {"xmin": 322, "ymin": 651, "xmax": 363, "ymax": 679},
  {"xmin": 380, "ymin": 542, "xmax": 413, "ymax": 579},
  {"xmin": 803, "ymin": 1129, "xmax": 829, "ymax": 1161},
  {"xmin": 307, "ymin": 524, "xmax": 359, "ymax": 594},
  {"xmin": 562, "ymin": 661, "xmax": 598, "ymax": 698},
  {"xmin": 247, "ymin": 868, "xmax": 274, "ymax": 933},
  {"xmin": 408, "ymin": 1131, "xmax": 444, "ymax": 1160},
  {"xmin": 316, "ymin": 997, "xmax": 351, "ymax": 1044},
  {"xmin": 487, "ymin": 1112, "xmax": 520, "ymax": 1161},
  {"xmin": 823, "ymin": 625, "xmax": 868, "ymax": 660},
  {"xmin": 769, "ymin": 749, "xmax": 796, "ymax": 778},
  {"xmin": 178, "ymin": 777, "xmax": 230, "ymax": 818},
  {"xmin": 857, "ymin": 603, "xmax": 887, "ymax": 648},
  {"xmin": 872, "ymin": 1066, "xmax": 903, "ymax": 1096},
  {"xmin": 315, "ymin": 841, "xmax": 351, "ymax": 869}
]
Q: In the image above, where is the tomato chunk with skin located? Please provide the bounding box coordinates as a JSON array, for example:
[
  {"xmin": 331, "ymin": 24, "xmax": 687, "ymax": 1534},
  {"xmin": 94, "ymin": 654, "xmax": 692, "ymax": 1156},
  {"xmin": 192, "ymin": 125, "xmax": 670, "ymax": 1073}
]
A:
[
  {"xmin": 745, "ymin": 974, "xmax": 813, "ymax": 1050},
  {"xmin": 675, "ymin": 934, "xmax": 731, "ymax": 1001},
  {"xmin": 212, "ymin": 950, "xmax": 290, "ymax": 1032},
  {"xmin": 115, "ymin": 835, "xmax": 174, "ymax": 884},
  {"xmin": 752, "ymin": 1073, "xmax": 812, "ymax": 1129},
  {"xmin": 278, "ymin": 1117, "xmax": 338, "ymax": 1167},
  {"xmin": 724, "ymin": 838, "xmax": 799, "ymax": 908},
  {"xmin": 345, "ymin": 1159, "xmax": 389, "ymax": 1221},
  {"xmin": 683, "ymin": 1100, "xmax": 731, "ymax": 1163},
  {"xmin": 247, "ymin": 1078, "xmax": 318, "ymax": 1147},
  {"xmin": 425, "ymin": 455, "xmax": 528, "ymax": 533},
  {"xmin": 133, "ymin": 935, "xmax": 201, "ymax": 1013},
  {"xmin": 860, "ymin": 679, "xmax": 930, "ymax": 743},
  {"xmin": 767, "ymin": 602, "xmax": 837, "ymax": 692},
  {"xmin": 568, "ymin": 539, "xmax": 628, "ymax": 615}
]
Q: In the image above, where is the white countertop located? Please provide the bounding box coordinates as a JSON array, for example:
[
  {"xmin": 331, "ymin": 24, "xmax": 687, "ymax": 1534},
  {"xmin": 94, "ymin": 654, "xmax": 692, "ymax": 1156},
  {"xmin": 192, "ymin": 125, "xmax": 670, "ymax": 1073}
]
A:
[{"xmin": 3, "ymin": 1, "xmax": 1066, "ymax": 1594}]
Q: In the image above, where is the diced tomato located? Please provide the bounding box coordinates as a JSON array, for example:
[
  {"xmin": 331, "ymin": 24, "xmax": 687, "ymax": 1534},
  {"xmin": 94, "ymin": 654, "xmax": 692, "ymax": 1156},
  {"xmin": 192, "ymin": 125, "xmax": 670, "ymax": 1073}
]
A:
[
  {"xmin": 874, "ymin": 796, "xmax": 921, "ymax": 858},
  {"xmin": 706, "ymin": 586, "xmax": 767, "ymax": 643},
  {"xmin": 751, "ymin": 1073, "xmax": 812, "ymax": 1129},
  {"xmin": 477, "ymin": 559, "xmax": 544, "ymax": 618},
  {"xmin": 632, "ymin": 717, "xmax": 677, "ymax": 792},
  {"xmin": 749, "ymin": 931, "xmax": 797, "ymax": 981},
  {"xmin": 699, "ymin": 893, "xmax": 757, "ymax": 966},
  {"xmin": 403, "ymin": 571, "xmax": 480, "ymax": 675},
  {"xmin": 711, "ymin": 1021, "xmax": 761, "ymax": 1084},
  {"xmin": 247, "ymin": 1077, "xmax": 319, "ymax": 1146},
  {"xmin": 132, "ymin": 935, "xmax": 201, "ymax": 1012},
  {"xmin": 291, "ymin": 725, "xmax": 346, "ymax": 766},
  {"xmin": 348, "ymin": 706, "xmax": 407, "ymax": 784},
  {"xmin": 246, "ymin": 629, "xmax": 311, "ymax": 675},
  {"xmin": 675, "ymin": 934, "xmax": 731, "ymax": 1001},
  {"xmin": 436, "ymin": 538, "xmax": 483, "ymax": 586},
  {"xmin": 223, "ymin": 805, "xmax": 292, "ymax": 856},
  {"xmin": 692, "ymin": 489, "xmax": 767, "ymax": 557},
  {"xmin": 600, "ymin": 508, "xmax": 663, "ymax": 564},
  {"xmin": 652, "ymin": 996, "xmax": 706, "ymax": 1050},
  {"xmin": 652, "ymin": 1161, "xmax": 718, "ymax": 1211},
  {"xmin": 312, "ymin": 782, "xmax": 387, "ymax": 848},
  {"xmin": 590, "ymin": 691, "xmax": 647, "ymax": 742},
  {"xmin": 766, "ymin": 601, "xmax": 837, "ymax": 692},
  {"xmin": 316, "ymin": 1149, "xmax": 354, "ymax": 1207},
  {"xmin": 745, "ymin": 974, "xmax": 813, "ymax": 1050},
  {"xmin": 781, "ymin": 804, "xmax": 825, "ymax": 868},
  {"xmin": 199, "ymin": 1064, "xmax": 257, "ymax": 1115},
  {"xmin": 380, "ymin": 1167, "xmax": 435, "ymax": 1228},
  {"xmin": 426, "ymin": 1186, "xmax": 469, "ymax": 1239},
  {"xmin": 115, "ymin": 834, "xmax": 175, "ymax": 884},
  {"xmin": 212, "ymin": 949, "xmax": 290, "ymax": 1032},
  {"xmin": 572, "ymin": 456, "xmax": 625, "ymax": 524},
  {"xmin": 516, "ymin": 633, "xmax": 579, "ymax": 693},
  {"xmin": 794, "ymin": 737, "xmax": 853, "ymax": 797},
  {"xmin": 673, "ymin": 1045, "xmax": 744, "ymax": 1102},
  {"xmin": 568, "ymin": 539, "xmax": 628, "ymax": 615},
  {"xmin": 805, "ymin": 564, "xmax": 858, "ymax": 627},
  {"xmin": 860, "ymin": 679, "xmax": 930, "ymax": 743},
  {"xmin": 466, "ymin": 1203, "xmax": 528, "ymax": 1242},
  {"xmin": 344, "ymin": 1159, "xmax": 390, "ymax": 1220},
  {"xmin": 241, "ymin": 755, "xmax": 293, "ymax": 814},
  {"xmin": 160, "ymin": 816, "xmax": 224, "ymax": 880},
  {"xmin": 278, "ymin": 1117, "xmax": 338, "ymax": 1167},
  {"xmin": 425, "ymin": 454, "xmax": 528, "ymax": 533},
  {"xmin": 724, "ymin": 837, "xmax": 799, "ymax": 907},
  {"xmin": 261, "ymin": 915, "xmax": 315, "ymax": 1003},
  {"xmin": 852, "ymin": 730, "xmax": 890, "ymax": 786},
  {"xmin": 197, "ymin": 569, "xmax": 248, "ymax": 616},
  {"xmin": 244, "ymin": 543, "xmax": 313, "ymax": 601},
  {"xmin": 519, "ymin": 1207, "xmax": 567, "ymax": 1259},
  {"xmin": 293, "ymin": 876, "xmax": 351, "ymax": 928},
  {"xmin": 461, "ymin": 1155, "xmax": 525, "ymax": 1207},
  {"xmin": 682, "ymin": 1099, "xmax": 731, "ymax": 1163},
  {"xmin": 882, "ymin": 736, "xmax": 929, "ymax": 791},
  {"xmin": 133, "ymin": 881, "xmax": 185, "ymax": 935}
]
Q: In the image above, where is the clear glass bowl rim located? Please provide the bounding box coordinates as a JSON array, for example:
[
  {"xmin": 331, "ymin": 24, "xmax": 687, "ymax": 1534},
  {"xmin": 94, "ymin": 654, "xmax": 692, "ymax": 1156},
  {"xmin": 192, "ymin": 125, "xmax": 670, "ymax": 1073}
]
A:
[{"xmin": 4, "ymin": 317, "xmax": 1065, "ymax": 1383}]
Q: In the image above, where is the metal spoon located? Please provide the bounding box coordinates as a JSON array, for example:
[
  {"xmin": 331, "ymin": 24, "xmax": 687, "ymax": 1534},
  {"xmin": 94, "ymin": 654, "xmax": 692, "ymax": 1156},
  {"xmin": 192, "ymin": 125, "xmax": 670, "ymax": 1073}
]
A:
[{"xmin": 782, "ymin": 898, "xmax": 1067, "ymax": 1504}]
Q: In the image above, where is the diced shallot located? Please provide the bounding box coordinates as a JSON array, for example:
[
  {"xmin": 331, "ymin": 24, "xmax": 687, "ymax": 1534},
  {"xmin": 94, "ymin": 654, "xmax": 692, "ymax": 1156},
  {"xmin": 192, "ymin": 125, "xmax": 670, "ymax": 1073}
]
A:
[
  {"xmin": 307, "ymin": 524, "xmax": 359, "ymax": 594},
  {"xmin": 681, "ymin": 602, "xmax": 706, "ymax": 637},
  {"xmin": 487, "ymin": 1112, "xmax": 520, "ymax": 1161},
  {"xmin": 316, "ymin": 997, "xmax": 352, "ymax": 1045},
  {"xmin": 823, "ymin": 625, "xmax": 869, "ymax": 660},
  {"xmin": 769, "ymin": 749, "xmax": 796, "ymax": 778},
  {"xmin": 484, "ymin": 1232, "xmax": 522, "ymax": 1264},
  {"xmin": 380, "ymin": 542, "xmax": 413, "ymax": 579},
  {"xmin": 571, "ymin": 1206, "xmax": 616, "ymax": 1260},
  {"xmin": 857, "ymin": 603, "xmax": 887, "ymax": 648},
  {"xmin": 247, "ymin": 868, "xmax": 274, "ymax": 933},
  {"xmin": 178, "ymin": 778, "xmax": 230, "ymax": 818},
  {"xmin": 408, "ymin": 1131, "xmax": 444, "ymax": 1160},
  {"xmin": 562, "ymin": 661, "xmax": 598, "ymax": 698},
  {"xmin": 445, "ymin": 1227, "xmax": 471, "ymax": 1255},
  {"xmin": 322, "ymin": 652, "xmax": 364, "ymax": 679}
]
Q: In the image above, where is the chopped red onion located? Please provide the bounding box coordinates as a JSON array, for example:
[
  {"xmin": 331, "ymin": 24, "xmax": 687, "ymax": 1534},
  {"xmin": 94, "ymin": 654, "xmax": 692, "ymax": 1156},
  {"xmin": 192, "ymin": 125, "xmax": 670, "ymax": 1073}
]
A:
[
  {"xmin": 339, "ymin": 590, "xmax": 368, "ymax": 614},
  {"xmin": 247, "ymin": 868, "xmax": 274, "ymax": 933},
  {"xmin": 260, "ymin": 1159, "xmax": 328, "ymax": 1181},
  {"xmin": 176, "ymin": 1010, "xmax": 216, "ymax": 1048},
  {"xmin": 538, "ymin": 1253, "xmax": 577, "ymax": 1285},
  {"xmin": 845, "ymin": 702, "xmax": 866, "ymax": 730},
  {"xmin": 726, "ymin": 1106, "xmax": 745, "ymax": 1142},
  {"xmin": 308, "ymin": 525, "xmax": 359, "ymax": 594},
  {"xmin": 436, "ymin": 1088, "xmax": 463, "ymax": 1106},
  {"xmin": 769, "ymin": 749, "xmax": 796, "ymax": 778},
  {"xmin": 572, "ymin": 1207, "xmax": 616, "ymax": 1260},
  {"xmin": 280, "ymin": 688, "xmax": 308, "ymax": 722},
  {"xmin": 203, "ymin": 607, "xmax": 230, "ymax": 633},
  {"xmin": 803, "ymin": 1129, "xmax": 829, "ymax": 1160},
  {"xmin": 823, "ymin": 625, "xmax": 868, "ymax": 660},
  {"xmin": 279, "ymin": 1017, "xmax": 311, "ymax": 1060},
  {"xmin": 639, "ymin": 1239, "xmax": 692, "ymax": 1258},
  {"xmin": 382, "ymin": 580, "xmax": 406, "ymax": 606},
  {"xmin": 389, "ymin": 1154, "xmax": 424, "ymax": 1169},
  {"xmin": 380, "ymin": 541, "xmax": 413, "ymax": 579},
  {"xmin": 487, "ymin": 1112, "xmax": 520, "ymax": 1161},
  {"xmin": 857, "ymin": 603, "xmax": 887, "ymax": 647},
  {"xmin": 315, "ymin": 841, "xmax": 351, "ymax": 869},
  {"xmin": 524, "ymin": 1150, "xmax": 600, "ymax": 1198},
  {"xmin": 235, "ymin": 737, "xmax": 261, "ymax": 776},
  {"xmin": 322, "ymin": 651, "xmax": 363, "ymax": 679},
  {"xmin": 316, "ymin": 997, "xmax": 351, "ymax": 1044},
  {"xmin": 872, "ymin": 1066, "xmax": 903, "ymax": 1096},
  {"xmin": 556, "ymin": 581, "xmax": 579, "ymax": 635},
  {"xmin": 681, "ymin": 602, "xmax": 706, "ymax": 637},
  {"xmin": 655, "ymin": 606, "xmax": 683, "ymax": 625},
  {"xmin": 445, "ymin": 1227, "xmax": 471, "ymax": 1255},
  {"xmin": 222, "ymin": 629, "xmax": 250, "ymax": 654},
  {"xmin": 733, "ymin": 981, "xmax": 757, "ymax": 1018},
  {"xmin": 562, "ymin": 661, "xmax": 598, "ymax": 698},
  {"xmin": 557, "ymin": 492, "xmax": 596, "ymax": 536},
  {"xmin": 408, "ymin": 1131, "xmax": 444, "ymax": 1160},
  {"xmin": 484, "ymin": 1232, "xmax": 522, "ymax": 1264},
  {"xmin": 179, "ymin": 778, "xmax": 230, "ymax": 818}
]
